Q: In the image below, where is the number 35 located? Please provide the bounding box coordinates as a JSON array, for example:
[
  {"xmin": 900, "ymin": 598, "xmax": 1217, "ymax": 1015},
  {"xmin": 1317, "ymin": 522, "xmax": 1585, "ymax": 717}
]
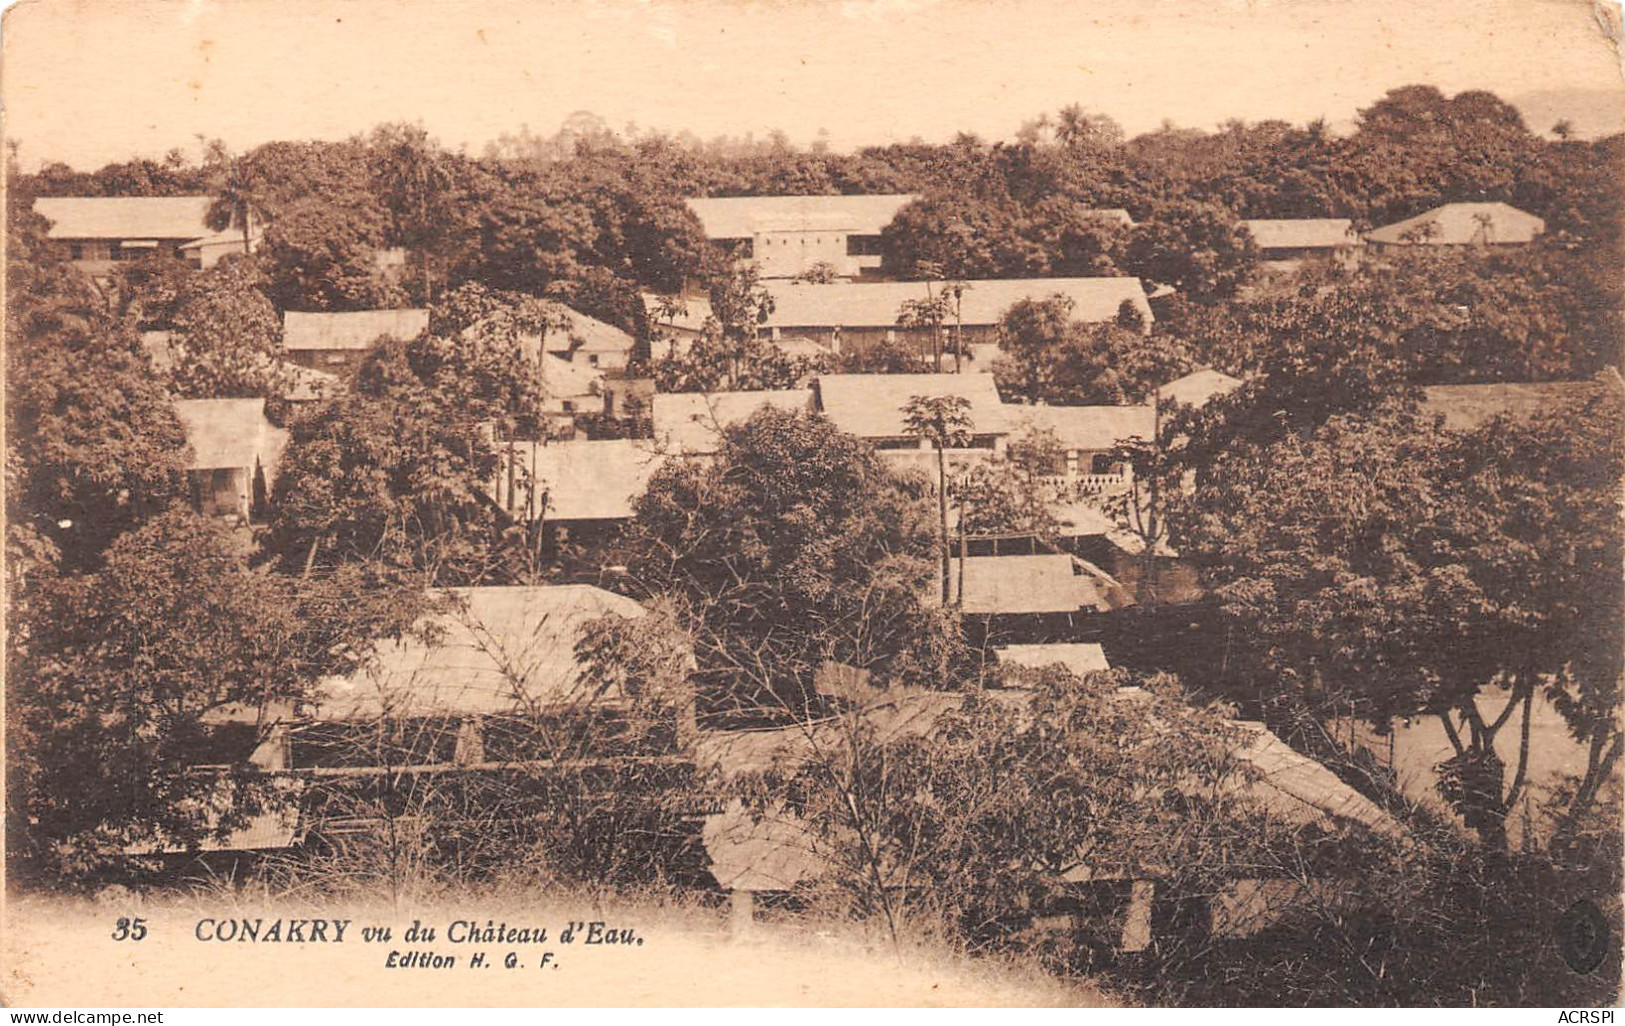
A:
[{"xmin": 111, "ymin": 917, "xmax": 148, "ymax": 941}]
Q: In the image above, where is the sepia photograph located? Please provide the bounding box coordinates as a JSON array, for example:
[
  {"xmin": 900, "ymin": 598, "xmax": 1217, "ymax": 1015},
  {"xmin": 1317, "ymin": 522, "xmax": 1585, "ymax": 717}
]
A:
[{"xmin": 2, "ymin": 0, "xmax": 1623, "ymax": 1009}]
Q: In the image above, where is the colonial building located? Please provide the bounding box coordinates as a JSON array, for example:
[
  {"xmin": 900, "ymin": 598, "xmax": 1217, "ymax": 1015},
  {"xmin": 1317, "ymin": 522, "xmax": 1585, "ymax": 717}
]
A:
[
  {"xmin": 282, "ymin": 308, "xmax": 429, "ymax": 373},
  {"xmin": 1365, "ymin": 201, "xmax": 1546, "ymax": 252},
  {"xmin": 1004, "ymin": 403, "xmax": 1155, "ymax": 491},
  {"xmin": 759, "ymin": 276, "xmax": 1152, "ymax": 361},
  {"xmin": 33, "ymin": 196, "xmax": 256, "ymax": 274},
  {"xmin": 173, "ymin": 398, "xmax": 289, "ymax": 522},
  {"xmin": 651, "ymin": 389, "xmax": 815, "ymax": 456},
  {"xmin": 814, "ymin": 372, "xmax": 1009, "ymax": 453},
  {"xmin": 684, "ymin": 194, "xmax": 918, "ymax": 280},
  {"xmin": 1240, "ymin": 218, "xmax": 1362, "ymax": 270},
  {"xmin": 532, "ymin": 303, "xmax": 637, "ymax": 372},
  {"xmin": 486, "ymin": 438, "xmax": 666, "ymax": 549}
]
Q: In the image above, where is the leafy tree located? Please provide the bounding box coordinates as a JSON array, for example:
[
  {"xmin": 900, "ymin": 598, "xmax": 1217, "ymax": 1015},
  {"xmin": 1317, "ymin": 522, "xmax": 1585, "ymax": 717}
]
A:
[
  {"xmin": 1094, "ymin": 400, "xmax": 1177, "ymax": 610},
  {"xmin": 202, "ymin": 140, "xmax": 268, "ymax": 253},
  {"xmin": 1028, "ymin": 197, "xmax": 1129, "ymax": 276},
  {"xmin": 260, "ymin": 196, "xmax": 409, "ymax": 312},
  {"xmin": 653, "ymin": 266, "xmax": 813, "ymax": 392},
  {"xmin": 993, "ymin": 296, "xmax": 1165, "ymax": 405},
  {"xmin": 267, "ymin": 341, "xmax": 502, "ymax": 583},
  {"xmin": 618, "ymin": 406, "xmax": 957, "ymax": 715},
  {"xmin": 1122, "ymin": 199, "xmax": 1257, "ymax": 303},
  {"xmin": 5, "ymin": 205, "xmax": 189, "ymax": 571},
  {"xmin": 1053, "ymin": 104, "xmax": 1127, "ymax": 150},
  {"xmin": 880, "ymin": 193, "xmax": 1044, "ymax": 281},
  {"xmin": 369, "ymin": 122, "xmax": 461, "ymax": 303},
  {"xmin": 103, "ymin": 253, "xmax": 199, "ymax": 328},
  {"xmin": 165, "ymin": 257, "xmax": 290, "ymax": 399},
  {"xmin": 836, "ymin": 331, "xmax": 930, "ymax": 374},
  {"xmin": 791, "ymin": 260, "xmax": 842, "ymax": 285},
  {"xmin": 896, "ymin": 290, "xmax": 953, "ymax": 374},
  {"xmin": 416, "ymin": 282, "xmax": 562, "ymax": 438},
  {"xmin": 737, "ymin": 666, "xmax": 1318, "ymax": 963},
  {"xmin": 7, "ymin": 507, "xmax": 420, "ymax": 882},
  {"xmin": 1173, "ymin": 393, "xmax": 1624, "ymax": 848}
]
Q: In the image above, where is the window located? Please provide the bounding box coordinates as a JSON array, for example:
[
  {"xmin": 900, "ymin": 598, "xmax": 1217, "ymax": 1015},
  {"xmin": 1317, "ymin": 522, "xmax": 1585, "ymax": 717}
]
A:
[
  {"xmin": 588, "ymin": 354, "xmax": 600, "ymax": 367},
  {"xmin": 68, "ymin": 242, "xmax": 84, "ymax": 260},
  {"xmin": 1090, "ymin": 454, "xmax": 1118, "ymax": 476},
  {"xmin": 847, "ymin": 235, "xmax": 884, "ymax": 257},
  {"xmin": 561, "ymin": 399, "xmax": 576, "ymax": 413}
]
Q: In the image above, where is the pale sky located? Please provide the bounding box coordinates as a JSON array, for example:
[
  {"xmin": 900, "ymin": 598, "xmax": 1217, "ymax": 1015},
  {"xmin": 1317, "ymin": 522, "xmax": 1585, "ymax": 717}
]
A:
[{"xmin": 3, "ymin": 0, "xmax": 1623, "ymax": 170}]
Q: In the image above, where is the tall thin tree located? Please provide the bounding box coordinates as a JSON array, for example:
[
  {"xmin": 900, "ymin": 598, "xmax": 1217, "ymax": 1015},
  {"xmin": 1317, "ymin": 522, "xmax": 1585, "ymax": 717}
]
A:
[{"xmin": 903, "ymin": 395, "xmax": 974, "ymax": 605}]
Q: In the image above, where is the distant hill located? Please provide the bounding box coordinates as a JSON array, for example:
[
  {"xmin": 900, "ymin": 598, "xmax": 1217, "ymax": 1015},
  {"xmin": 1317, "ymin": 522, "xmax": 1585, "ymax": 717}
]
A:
[{"xmin": 1512, "ymin": 86, "xmax": 1625, "ymax": 139}]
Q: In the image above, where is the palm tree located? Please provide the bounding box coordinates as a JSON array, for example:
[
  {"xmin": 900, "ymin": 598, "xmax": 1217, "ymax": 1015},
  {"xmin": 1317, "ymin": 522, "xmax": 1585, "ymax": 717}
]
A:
[
  {"xmin": 903, "ymin": 395, "xmax": 974, "ymax": 605},
  {"xmin": 201, "ymin": 140, "xmax": 263, "ymax": 256}
]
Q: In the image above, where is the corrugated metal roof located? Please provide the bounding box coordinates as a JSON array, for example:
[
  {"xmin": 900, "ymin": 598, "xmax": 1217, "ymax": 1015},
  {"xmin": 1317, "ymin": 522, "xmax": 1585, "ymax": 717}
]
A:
[
  {"xmin": 282, "ymin": 309, "xmax": 429, "ymax": 351},
  {"xmin": 1005, "ymin": 403, "xmax": 1154, "ymax": 452},
  {"xmin": 313, "ymin": 585, "xmax": 645, "ymax": 720},
  {"xmin": 1156, "ymin": 368, "xmax": 1243, "ymax": 410},
  {"xmin": 762, "ymin": 277, "xmax": 1152, "ymax": 330},
  {"xmin": 490, "ymin": 439, "xmax": 666, "ymax": 522},
  {"xmin": 540, "ymin": 352, "xmax": 602, "ymax": 399},
  {"xmin": 997, "ymin": 643, "xmax": 1111, "ymax": 676},
  {"xmin": 1365, "ymin": 202, "xmax": 1545, "ymax": 246},
  {"xmin": 1241, "ymin": 218, "xmax": 1358, "ymax": 251},
  {"xmin": 651, "ymin": 390, "xmax": 815, "ymax": 454},
  {"xmin": 953, "ymin": 554, "xmax": 1114, "ymax": 615},
  {"xmin": 34, "ymin": 196, "xmax": 214, "ymax": 240},
  {"xmin": 696, "ymin": 688, "xmax": 1405, "ymax": 891},
  {"xmin": 535, "ymin": 302, "xmax": 635, "ymax": 355},
  {"xmin": 685, "ymin": 194, "xmax": 918, "ymax": 239},
  {"xmin": 173, "ymin": 398, "xmax": 287, "ymax": 473},
  {"xmin": 178, "ymin": 225, "xmax": 262, "ymax": 251},
  {"xmin": 1228, "ymin": 723, "xmax": 1404, "ymax": 839},
  {"xmin": 816, "ymin": 373, "xmax": 1008, "ymax": 439},
  {"xmin": 642, "ymin": 292, "xmax": 713, "ymax": 334}
]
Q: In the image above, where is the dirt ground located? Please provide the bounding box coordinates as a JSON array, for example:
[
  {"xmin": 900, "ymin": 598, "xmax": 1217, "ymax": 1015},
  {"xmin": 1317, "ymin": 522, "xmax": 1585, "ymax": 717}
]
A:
[{"xmin": 1, "ymin": 892, "xmax": 1112, "ymax": 1007}]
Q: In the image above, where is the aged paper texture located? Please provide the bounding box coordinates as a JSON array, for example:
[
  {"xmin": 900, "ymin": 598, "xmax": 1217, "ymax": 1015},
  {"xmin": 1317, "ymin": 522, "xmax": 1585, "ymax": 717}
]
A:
[{"xmin": 4, "ymin": 0, "xmax": 1623, "ymax": 1008}]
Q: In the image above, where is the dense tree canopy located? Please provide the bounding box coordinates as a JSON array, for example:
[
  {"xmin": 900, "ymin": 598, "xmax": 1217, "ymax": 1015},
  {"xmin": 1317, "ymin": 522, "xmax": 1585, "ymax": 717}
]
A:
[
  {"xmin": 165, "ymin": 257, "xmax": 289, "ymax": 399},
  {"xmin": 1173, "ymin": 392, "xmax": 1624, "ymax": 846},
  {"xmin": 8, "ymin": 508, "xmax": 421, "ymax": 880},
  {"xmin": 5, "ymin": 203, "xmax": 190, "ymax": 572},
  {"xmin": 616, "ymin": 407, "xmax": 961, "ymax": 717},
  {"xmin": 994, "ymin": 296, "xmax": 1186, "ymax": 405}
]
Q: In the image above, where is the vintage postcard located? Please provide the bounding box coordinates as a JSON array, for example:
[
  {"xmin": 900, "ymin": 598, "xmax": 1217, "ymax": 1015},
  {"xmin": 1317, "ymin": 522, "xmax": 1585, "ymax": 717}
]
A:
[{"xmin": 3, "ymin": 0, "xmax": 1623, "ymax": 1009}]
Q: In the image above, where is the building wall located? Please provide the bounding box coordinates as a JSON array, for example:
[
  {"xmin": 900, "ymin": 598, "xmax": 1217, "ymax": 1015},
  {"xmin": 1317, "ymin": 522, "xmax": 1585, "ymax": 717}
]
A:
[
  {"xmin": 763, "ymin": 324, "xmax": 998, "ymax": 362},
  {"xmin": 63, "ymin": 237, "xmax": 199, "ymax": 275},
  {"xmin": 1258, "ymin": 246, "xmax": 1362, "ymax": 272},
  {"xmin": 190, "ymin": 466, "xmax": 252, "ymax": 521},
  {"xmin": 286, "ymin": 349, "xmax": 370, "ymax": 375},
  {"xmin": 192, "ymin": 237, "xmax": 254, "ymax": 269},
  {"xmin": 574, "ymin": 348, "xmax": 630, "ymax": 372},
  {"xmin": 752, "ymin": 229, "xmax": 854, "ymax": 278},
  {"xmin": 718, "ymin": 230, "xmax": 889, "ymax": 280}
]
